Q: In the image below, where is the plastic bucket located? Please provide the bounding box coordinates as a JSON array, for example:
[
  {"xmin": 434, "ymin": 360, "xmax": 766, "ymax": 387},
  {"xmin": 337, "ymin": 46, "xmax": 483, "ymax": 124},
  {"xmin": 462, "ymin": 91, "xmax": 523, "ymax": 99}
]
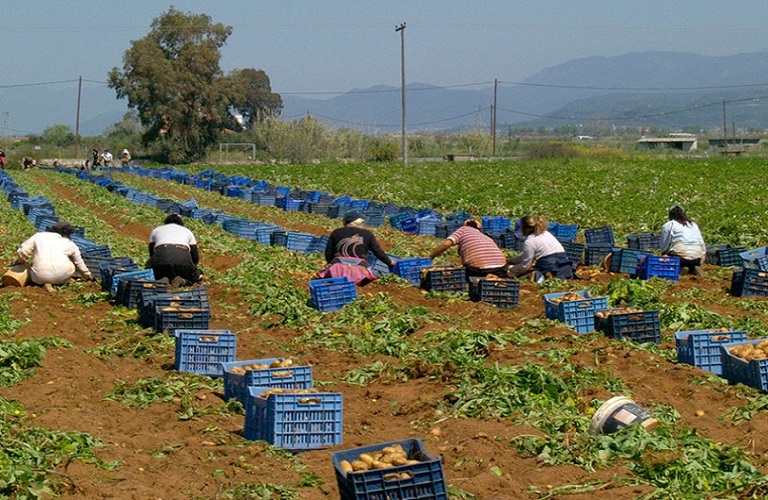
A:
[
  {"xmin": 588, "ymin": 396, "xmax": 658, "ymax": 435},
  {"xmin": 2, "ymin": 264, "xmax": 30, "ymax": 287}
]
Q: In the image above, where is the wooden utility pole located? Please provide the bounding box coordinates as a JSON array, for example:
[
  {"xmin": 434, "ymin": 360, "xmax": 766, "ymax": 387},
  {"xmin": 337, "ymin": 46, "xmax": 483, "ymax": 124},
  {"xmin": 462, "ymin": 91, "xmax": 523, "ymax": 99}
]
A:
[
  {"xmin": 722, "ymin": 99, "xmax": 727, "ymax": 151},
  {"xmin": 491, "ymin": 78, "xmax": 498, "ymax": 158},
  {"xmin": 75, "ymin": 76, "xmax": 82, "ymax": 158},
  {"xmin": 396, "ymin": 23, "xmax": 407, "ymax": 165}
]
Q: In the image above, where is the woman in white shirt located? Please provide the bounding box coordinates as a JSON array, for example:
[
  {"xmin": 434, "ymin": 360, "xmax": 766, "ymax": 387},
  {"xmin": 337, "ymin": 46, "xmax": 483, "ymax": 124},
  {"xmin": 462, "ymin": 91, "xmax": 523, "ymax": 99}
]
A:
[
  {"xmin": 16, "ymin": 221, "xmax": 92, "ymax": 292},
  {"xmin": 508, "ymin": 215, "xmax": 574, "ymax": 281},
  {"xmin": 659, "ymin": 205, "xmax": 706, "ymax": 277},
  {"xmin": 147, "ymin": 214, "xmax": 203, "ymax": 287}
]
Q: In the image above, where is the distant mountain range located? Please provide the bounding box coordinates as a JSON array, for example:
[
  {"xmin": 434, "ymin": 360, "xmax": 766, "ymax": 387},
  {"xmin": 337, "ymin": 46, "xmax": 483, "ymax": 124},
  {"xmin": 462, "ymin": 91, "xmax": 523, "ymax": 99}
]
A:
[{"xmin": 5, "ymin": 50, "xmax": 768, "ymax": 137}]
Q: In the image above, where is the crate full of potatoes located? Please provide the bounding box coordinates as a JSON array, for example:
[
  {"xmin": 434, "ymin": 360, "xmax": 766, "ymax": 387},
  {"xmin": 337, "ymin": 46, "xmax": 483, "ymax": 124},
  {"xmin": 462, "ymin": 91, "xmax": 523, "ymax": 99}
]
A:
[
  {"xmin": 721, "ymin": 339, "xmax": 768, "ymax": 391},
  {"xmin": 221, "ymin": 358, "xmax": 312, "ymax": 404},
  {"xmin": 595, "ymin": 307, "xmax": 661, "ymax": 344},
  {"xmin": 332, "ymin": 438, "xmax": 447, "ymax": 500},
  {"xmin": 243, "ymin": 386, "xmax": 342, "ymax": 450}
]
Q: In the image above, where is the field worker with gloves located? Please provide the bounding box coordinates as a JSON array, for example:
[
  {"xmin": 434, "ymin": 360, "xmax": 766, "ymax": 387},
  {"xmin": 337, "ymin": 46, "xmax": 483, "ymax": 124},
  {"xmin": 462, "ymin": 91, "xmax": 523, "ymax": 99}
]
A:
[
  {"xmin": 507, "ymin": 215, "xmax": 574, "ymax": 282},
  {"xmin": 146, "ymin": 214, "xmax": 203, "ymax": 287},
  {"xmin": 14, "ymin": 221, "xmax": 93, "ymax": 293},
  {"xmin": 429, "ymin": 219, "xmax": 507, "ymax": 280},
  {"xmin": 660, "ymin": 204, "xmax": 706, "ymax": 277},
  {"xmin": 318, "ymin": 211, "xmax": 395, "ymax": 286}
]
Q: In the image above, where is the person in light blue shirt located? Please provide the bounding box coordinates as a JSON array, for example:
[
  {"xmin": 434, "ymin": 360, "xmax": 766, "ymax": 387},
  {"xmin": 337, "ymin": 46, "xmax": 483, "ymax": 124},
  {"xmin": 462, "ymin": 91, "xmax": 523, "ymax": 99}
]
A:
[{"xmin": 660, "ymin": 205, "xmax": 706, "ymax": 277}]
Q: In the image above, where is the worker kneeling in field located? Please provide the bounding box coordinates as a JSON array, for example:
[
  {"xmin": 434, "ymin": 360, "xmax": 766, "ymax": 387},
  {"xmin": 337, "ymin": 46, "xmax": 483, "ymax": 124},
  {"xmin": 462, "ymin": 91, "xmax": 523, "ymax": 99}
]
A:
[
  {"xmin": 11, "ymin": 221, "xmax": 93, "ymax": 293},
  {"xmin": 429, "ymin": 219, "xmax": 507, "ymax": 280},
  {"xmin": 146, "ymin": 214, "xmax": 203, "ymax": 287},
  {"xmin": 660, "ymin": 204, "xmax": 706, "ymax": 277},
  {"xmin": 318, "ymin": 211, "xmax": 396, "ymax": 286},
  {"xmin": 507, "ymin": 215, "xmax": 574, "ymax": 282}
]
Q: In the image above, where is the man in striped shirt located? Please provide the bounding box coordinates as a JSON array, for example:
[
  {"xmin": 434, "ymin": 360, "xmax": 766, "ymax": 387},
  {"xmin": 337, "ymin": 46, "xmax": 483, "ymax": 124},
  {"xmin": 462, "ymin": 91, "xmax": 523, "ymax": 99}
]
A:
[{"xmin": 429, "ymin": 219, "xmax": 507, "ymax": 279}]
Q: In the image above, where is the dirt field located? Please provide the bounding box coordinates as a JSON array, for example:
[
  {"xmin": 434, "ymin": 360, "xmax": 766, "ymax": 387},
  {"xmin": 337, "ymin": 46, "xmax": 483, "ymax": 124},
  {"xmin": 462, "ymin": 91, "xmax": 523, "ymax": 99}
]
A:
[{"xmin": 2, "ymin": 170, "xmax": 767, "ymax": 499}]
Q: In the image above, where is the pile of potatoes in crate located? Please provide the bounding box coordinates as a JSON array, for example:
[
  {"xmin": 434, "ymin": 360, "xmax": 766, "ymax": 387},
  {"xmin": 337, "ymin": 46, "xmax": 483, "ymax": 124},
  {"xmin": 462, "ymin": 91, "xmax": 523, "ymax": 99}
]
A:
[
  {"xmin": 227, "ymin": 358, "xmax": 294, "ymax": 374},
  {"xmin": 594, "ymin": 307, "xmax": 643, "ymax": 318},
  {"xmin": 728, "ymin": 339, "xmax": 768, "ymax": 361},
  {"xmin": 548, "ymin": 292, "xmax": 585, "ymax": 303},
  {"xmin": 338, "ymin": 443, "xmax": 423, "ymax": 477}
]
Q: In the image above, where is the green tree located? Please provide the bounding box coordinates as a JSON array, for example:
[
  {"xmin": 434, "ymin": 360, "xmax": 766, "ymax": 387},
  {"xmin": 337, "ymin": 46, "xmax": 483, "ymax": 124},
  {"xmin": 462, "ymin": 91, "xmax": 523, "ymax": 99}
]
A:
[
  {"xmin": 228, "ymin": 68, "xmax": 283, "ymax": 130},
  {"xmin": 42, "ymin": 125, "xmax": 75, "ymax": 147},
  {"xmin": 107, "ymin": 7, "xmax": 237, "ymax": 163}
]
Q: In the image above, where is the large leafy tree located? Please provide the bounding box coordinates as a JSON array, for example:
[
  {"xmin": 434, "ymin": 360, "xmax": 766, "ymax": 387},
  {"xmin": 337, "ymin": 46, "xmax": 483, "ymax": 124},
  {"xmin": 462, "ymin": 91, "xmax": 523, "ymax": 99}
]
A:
[
  {"xmin": 228, "ymin": 68, "xmax": 283, "ymax": 130},
  {"xmin": 107, "ymin": 8, "xmax": 237, "ymax": 163}
]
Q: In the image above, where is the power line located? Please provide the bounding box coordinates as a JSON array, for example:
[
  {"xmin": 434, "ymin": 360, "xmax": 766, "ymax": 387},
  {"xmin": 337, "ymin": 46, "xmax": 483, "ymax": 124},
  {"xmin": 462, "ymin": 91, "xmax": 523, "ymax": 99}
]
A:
[{"xmin": 497, "ymin": 80, "xmax": 768, "ymax": 92}]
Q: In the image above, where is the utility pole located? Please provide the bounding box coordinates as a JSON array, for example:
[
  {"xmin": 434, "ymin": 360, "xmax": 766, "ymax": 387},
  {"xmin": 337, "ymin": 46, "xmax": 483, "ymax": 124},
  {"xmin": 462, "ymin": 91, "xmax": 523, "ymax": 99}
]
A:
[
  {"xmin": 1, "ymin": 111, "xmax": 8, "ymax": 137},
  {"xmin": 491, "ymin": 78, "xmax": 498, "ymax": 158},
  {"xmin": 75, "ymin": 76, "xmax": 82, "ymax": 158},
  {"xmin": 396, "ymin": 22, "xmax": 407, "ymax": 165},
  {"xmin": 722, "ymin": 99, "xmax": 727, "ymax": 151}
]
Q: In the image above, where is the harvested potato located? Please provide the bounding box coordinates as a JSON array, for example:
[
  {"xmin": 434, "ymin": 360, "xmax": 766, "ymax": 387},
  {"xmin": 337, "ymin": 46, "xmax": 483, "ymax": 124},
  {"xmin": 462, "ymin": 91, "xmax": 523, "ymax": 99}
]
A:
[
  {"xmin": 339, "ymin": 460, "xmax": 353, "ymax": 473},
  {"xmin": 351, "ymin": 460, "xmax": 369, "ymax": 471}
]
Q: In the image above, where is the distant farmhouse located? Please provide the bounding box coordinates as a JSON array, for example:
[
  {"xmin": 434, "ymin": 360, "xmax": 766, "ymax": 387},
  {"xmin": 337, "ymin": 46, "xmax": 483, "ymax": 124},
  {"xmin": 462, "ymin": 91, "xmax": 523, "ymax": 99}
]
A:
[{"xmin": 636, "ymin": 133, "xmax": 697, "ymax": 151}]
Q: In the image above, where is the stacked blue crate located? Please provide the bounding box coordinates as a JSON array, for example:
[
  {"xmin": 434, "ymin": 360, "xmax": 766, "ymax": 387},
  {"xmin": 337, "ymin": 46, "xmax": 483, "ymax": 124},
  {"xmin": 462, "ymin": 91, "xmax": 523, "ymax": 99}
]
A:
[
  {"xmin": 416, "ymin": 214, "xmax": 442, "ymax": 236},
  {"xmin": 481, "ymin": 216, "xmax": 511, "ymax": 236}
]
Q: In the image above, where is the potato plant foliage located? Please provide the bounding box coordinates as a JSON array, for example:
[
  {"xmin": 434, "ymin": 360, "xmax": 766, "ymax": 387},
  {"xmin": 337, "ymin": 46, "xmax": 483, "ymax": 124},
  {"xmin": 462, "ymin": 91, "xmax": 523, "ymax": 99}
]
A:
[{"xmin": 4, "ymin": 157, "xmax": 768, "ymax": 498}]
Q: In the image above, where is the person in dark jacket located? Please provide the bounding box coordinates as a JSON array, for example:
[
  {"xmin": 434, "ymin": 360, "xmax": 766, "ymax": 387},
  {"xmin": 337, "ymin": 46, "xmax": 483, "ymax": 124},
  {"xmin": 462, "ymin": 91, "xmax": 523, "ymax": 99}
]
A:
[
  {"xmin": 318, "ymin": 211, "xmax": 395, "ymax": 285},
  {"xmin": 146, "ymin": 214, "xmax": 203, "ymax": 287}
]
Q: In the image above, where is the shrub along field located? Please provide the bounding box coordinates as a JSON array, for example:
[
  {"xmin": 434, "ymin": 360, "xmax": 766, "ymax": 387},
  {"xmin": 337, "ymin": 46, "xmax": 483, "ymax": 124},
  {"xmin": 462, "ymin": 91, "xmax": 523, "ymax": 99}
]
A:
[{"xmin": 2, "ymin": 157, "xmax": 768, "ymax": 499}]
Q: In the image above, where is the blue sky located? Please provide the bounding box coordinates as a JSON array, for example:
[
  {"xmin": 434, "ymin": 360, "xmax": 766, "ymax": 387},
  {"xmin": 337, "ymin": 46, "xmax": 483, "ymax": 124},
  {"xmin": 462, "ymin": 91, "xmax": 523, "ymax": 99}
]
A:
[
  {"xmin": 3, "ymin": 1, "xmax": 768, "ymax": 134},
  {"xmin": 5, "ymin": 1, "xmax": 768, "ymax": 93}
]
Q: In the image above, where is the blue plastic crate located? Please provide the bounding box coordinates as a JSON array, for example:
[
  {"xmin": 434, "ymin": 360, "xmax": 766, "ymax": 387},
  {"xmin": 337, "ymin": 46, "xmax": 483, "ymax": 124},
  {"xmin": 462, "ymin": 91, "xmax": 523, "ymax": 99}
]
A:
[
  {"xmin": 332, "ymin": 438, "xmax": 447, "ymax": 500},
  {"xmin": 636, "ymin": 255, "xmax": 680, "ymax": 281},
  {"xmin": 584, "ymin": 245, "xmax": 615, "ymax": 267},
  {"xmin": 389, "ymin": 212, "xmax": 414, "ymax": 230},
  {"xmin": 243, "ymin": 386, "xmax": 343, "ymax": 450},
  {"xmin": 740, "ymin": 247, "xmax": 768, "ymax": 270},
  {"xmin": 721, "ymin": 339, "xmax": 768, "ymax": 391},
  {"xmin": 419, "ymin": 266, "xmax": 467, "ymax": 293},
  {"xmin": 480, "ymin": 216, "xmax": 510, "ymax": 236},
  {"xmin": 221, "ymin": 358, "xmax": 313, "ymax": 404},
  {"xmin": 502, "ymin": 231, "xmax": 526, "ymax": 251},
  {"xmin": 393, "ymin": 257, "xmax": 433, "ymax": 285},
  {"xmin": 282, "ymin": 198, "xmax": 302, "ymax": 211},
  {"xmin": 468, "ymin": 278, "xmax": 520, "ymax": 309},
  {"xmin": 349, "ymin": 199, "xmax": 369, "ymax": 211},
  {"xmin": 286, "ymin": 231, "xmax": 316, "ymax": 253},
  {"xmin": 307, "ymin": 235, "xmax": 329, "ymax": 254},
  {"xmin": 706, "ymin": 244, "xmax": 747, "ymax": 267},
  {"xmin": 416, "ymin": 216, "xmax": 442, "ymax": 236},
  {"xmin": 309, "ymin": 277, "xmax": 357, "ymax": 311},
  {"xmin": 307, "ymin": 201, "xmax": 332, "ymax": 216},
  {"xmin": 550, "ymin": 223, "xmax": 578, "ymax": 242},
  {"xmin": 363, "ymin": 210, "xmax": 386, "ymax": 228},
  {"xmin": 139, "ymin": 287, "xmax": 210, "ymax": 328},
  {"xmin": 155, "ymin": 306, "xmax": 210, "ymax": 334},
  {"xmin": 560, "ymin": 240, "xmax": 585, "ymax": 266},
  {"xmin": 626, "ymin": 232, "xmax": 661, "ymax": 251},
  {"xmin": 609, "ymin": 248, "xmax": 654, "ymax": 275},
  {"xmin": 594, "ymin": 308, "xmax": 661, "ymax": 344},
  {"xmin": 366, "ymin": 253, "xmax": 396, "ymax": 276},
  {"xmin": 730, "ymin": 268, "xmax": 768, "ymax": 297},
  {"xmin": 116, "ymin": 279, "xmax": 168, "ymax": 309},
  {"xmin": 111, "ymin": 268, "xmax": 155, "ymax": 297},
  {"xmin": 174, "ymin": 329, "xmax": 236, "ymax": 377},
  {"xmin": 584, "ymin": 226, "xmax": 615, "ymax": 246},
  {"xmin": 435, "ymin": 220, "xmax": 464, "ymax": 239},
  {"xmin": 675, "ymin": 328, "xmax": 748, "ymax": 375},
  {"xmin": 251, "ymin": 192, "xmax": 276, "ymax": 206},
  {"xmin": 399, "ymin": 217, "xmax": 419, "ymax": 234},
  {"xmin": 80, "ymin": 245, "xmax": 113, "ymax": 260},
  {"xmin": 544, "ymin": 291, "xmax": 608, "ymax": 334}
]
